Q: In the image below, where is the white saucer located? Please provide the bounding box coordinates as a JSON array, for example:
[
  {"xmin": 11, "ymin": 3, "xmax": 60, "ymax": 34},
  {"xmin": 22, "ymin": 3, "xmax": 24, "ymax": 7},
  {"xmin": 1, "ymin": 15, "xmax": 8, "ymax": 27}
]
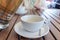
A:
[{"xmin": 14, "ymin": 22, "xmax": 49, "ymax": 38}]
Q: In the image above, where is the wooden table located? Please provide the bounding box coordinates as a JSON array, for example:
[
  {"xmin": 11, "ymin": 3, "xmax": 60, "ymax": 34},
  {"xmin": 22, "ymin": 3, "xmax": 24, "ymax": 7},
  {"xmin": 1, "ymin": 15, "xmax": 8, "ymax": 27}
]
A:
[{"xmin": 0, "ymin": 9, "xmax": 60, "ymax": 40}]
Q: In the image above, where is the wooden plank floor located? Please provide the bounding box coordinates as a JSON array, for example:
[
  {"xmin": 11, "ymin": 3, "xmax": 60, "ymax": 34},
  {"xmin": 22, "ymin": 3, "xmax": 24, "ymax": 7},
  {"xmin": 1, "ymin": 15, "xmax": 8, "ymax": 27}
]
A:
[{"xmin": 0, "ymin": 9, "xmax": 60, "ymax": 40}]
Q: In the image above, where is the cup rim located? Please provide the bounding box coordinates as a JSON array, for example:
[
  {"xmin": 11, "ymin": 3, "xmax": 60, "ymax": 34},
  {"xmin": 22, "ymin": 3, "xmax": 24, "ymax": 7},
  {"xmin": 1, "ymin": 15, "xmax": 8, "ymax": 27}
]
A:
[{"xmin": 21, "ymin": 15, "xmax": 44, "ymax": 23}]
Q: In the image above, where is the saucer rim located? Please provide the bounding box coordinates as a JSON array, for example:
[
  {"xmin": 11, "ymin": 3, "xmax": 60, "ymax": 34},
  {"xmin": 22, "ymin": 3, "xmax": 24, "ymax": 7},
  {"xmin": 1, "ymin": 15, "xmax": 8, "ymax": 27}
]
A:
[{"xmin": 14, "ymin": 22, "xmax": 49, "ymax": 38}]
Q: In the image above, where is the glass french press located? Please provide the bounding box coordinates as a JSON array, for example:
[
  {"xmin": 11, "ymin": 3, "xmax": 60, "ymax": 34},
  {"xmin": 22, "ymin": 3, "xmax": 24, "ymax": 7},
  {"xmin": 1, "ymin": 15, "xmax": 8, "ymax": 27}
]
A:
[{"xmin": 0, "ymin": 0, "xmax": 22, "ymax": 29}]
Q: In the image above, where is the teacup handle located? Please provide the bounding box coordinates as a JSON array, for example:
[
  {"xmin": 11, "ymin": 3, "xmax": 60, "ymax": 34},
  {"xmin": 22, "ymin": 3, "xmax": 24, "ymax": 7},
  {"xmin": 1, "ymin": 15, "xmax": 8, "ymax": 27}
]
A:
[{"xmin": 44, "ymin": 19, "xmax": 50, "ymax": 26}]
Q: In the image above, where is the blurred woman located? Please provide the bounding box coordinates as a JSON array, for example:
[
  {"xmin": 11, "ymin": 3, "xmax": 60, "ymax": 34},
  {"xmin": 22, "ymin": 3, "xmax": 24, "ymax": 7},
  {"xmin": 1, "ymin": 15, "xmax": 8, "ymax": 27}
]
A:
[{"xmin": 23, "ymin": 0, "xmax": 46, "ymax": 11}]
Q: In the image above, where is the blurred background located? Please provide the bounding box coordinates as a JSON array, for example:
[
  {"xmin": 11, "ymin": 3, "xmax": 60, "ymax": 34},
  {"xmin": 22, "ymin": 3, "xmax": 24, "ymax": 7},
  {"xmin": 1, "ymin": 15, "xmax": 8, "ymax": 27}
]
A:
[
  {"xmin": 46, "ymin": 0, "xmax": 60, "ymax": 9},
  {"xmin": 0, "ymin": 0, "xmax": 60, "ymax": 24}
]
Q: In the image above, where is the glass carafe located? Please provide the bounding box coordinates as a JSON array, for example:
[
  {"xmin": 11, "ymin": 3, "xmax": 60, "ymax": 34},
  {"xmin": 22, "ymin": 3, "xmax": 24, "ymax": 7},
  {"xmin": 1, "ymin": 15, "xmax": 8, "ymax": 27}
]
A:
[{"xmin": 0, "ymin": 0, "xmax": 22, "ymax": 29}]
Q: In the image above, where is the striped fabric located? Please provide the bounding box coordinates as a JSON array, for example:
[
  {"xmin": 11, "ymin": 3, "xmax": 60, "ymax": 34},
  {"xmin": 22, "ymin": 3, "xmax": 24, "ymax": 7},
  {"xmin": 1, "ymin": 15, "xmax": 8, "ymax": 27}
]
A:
[{"xmin": 0, "ymin": 0, "xmax": 22, "ymax": 21}]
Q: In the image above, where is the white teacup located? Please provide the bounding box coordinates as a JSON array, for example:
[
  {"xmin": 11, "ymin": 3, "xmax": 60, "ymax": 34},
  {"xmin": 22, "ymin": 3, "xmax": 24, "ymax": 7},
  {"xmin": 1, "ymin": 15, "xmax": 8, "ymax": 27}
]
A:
[
  {"xmin": 16, "ymin": 6, "xmax": 27, "ymax": 15},
  {"xmin": 21, "ymin": 15, "xmax": 45, "ymax": 32}
]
